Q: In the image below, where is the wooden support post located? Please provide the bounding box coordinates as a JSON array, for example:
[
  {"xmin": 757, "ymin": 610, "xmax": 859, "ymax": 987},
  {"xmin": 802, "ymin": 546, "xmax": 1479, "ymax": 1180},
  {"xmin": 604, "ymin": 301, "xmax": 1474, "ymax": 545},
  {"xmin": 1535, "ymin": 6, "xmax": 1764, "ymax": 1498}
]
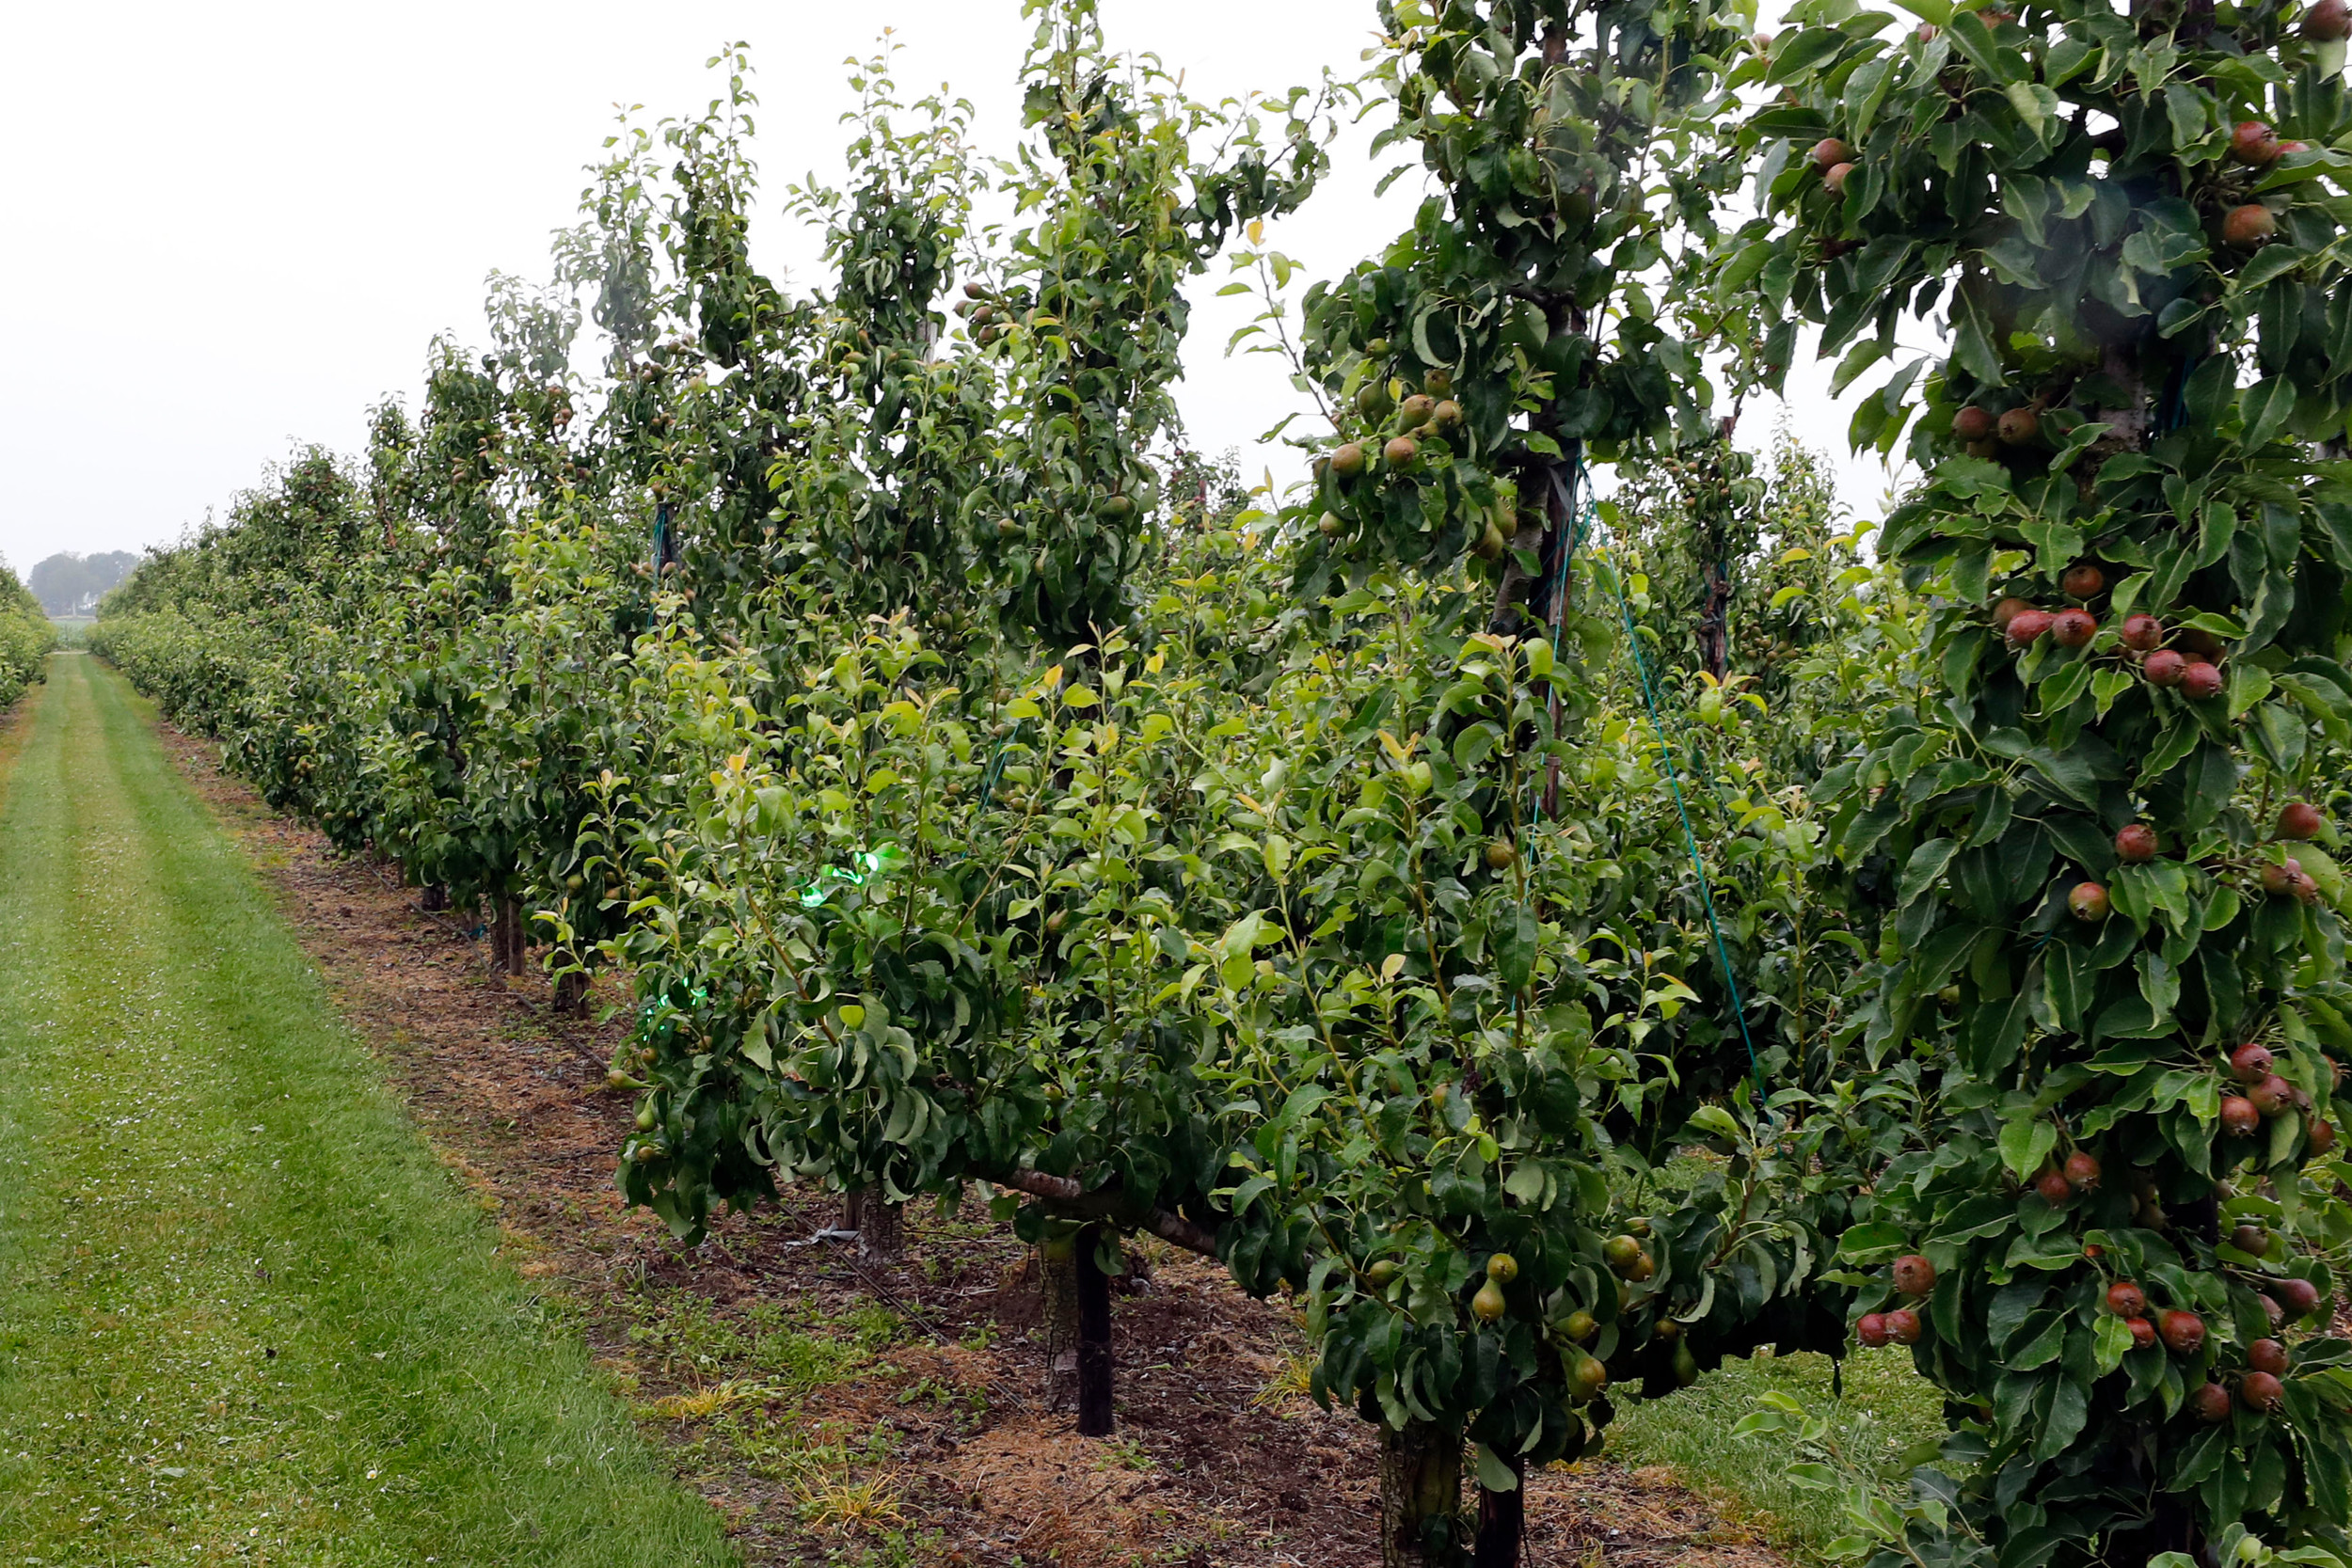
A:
[{"xmin": 1471, "ymin": 1450, "xmax": 1525, "ymax": 1567}]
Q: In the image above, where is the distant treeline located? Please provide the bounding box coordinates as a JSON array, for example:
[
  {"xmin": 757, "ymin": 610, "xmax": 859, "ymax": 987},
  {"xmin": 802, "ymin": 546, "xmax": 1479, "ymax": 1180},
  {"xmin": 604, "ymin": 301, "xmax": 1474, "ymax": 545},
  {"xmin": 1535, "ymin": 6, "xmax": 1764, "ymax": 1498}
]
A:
[{"xmin": 27, "ymin": 551, "xmax": 139, "ymax": 616}]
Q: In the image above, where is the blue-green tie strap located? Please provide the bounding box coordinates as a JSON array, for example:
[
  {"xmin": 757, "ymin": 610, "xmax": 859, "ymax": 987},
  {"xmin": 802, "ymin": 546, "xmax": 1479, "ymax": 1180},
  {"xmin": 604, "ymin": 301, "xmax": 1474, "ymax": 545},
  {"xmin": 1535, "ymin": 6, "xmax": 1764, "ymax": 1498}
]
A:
[{"xmin": 1601, "ymin": 548, "xmax": 1771, "ymax": 1110}]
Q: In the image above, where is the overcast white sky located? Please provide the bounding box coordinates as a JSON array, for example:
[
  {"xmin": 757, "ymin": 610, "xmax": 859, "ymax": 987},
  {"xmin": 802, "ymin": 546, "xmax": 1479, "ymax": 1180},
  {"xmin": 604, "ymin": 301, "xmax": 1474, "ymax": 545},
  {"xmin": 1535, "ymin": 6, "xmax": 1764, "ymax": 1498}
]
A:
[{"xmin": 0, "ymin": 0, "xmax": 1897, "ymax": 581}]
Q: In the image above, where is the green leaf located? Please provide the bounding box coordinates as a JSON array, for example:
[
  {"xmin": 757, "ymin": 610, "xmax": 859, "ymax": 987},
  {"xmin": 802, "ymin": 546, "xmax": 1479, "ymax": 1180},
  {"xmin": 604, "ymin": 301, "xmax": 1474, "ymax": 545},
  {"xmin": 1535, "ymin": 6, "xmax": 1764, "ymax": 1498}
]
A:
[
  {"xmin": 1473, "ymin": 1443, "xmax": 1520, "ymax": 1493},
  {"xmin": 2000, "ymin": 1117, "xmax": 2058, "ymax": 1183},
  {"xmin": 1900, "ymin": 838, "xmax": 1960, "ymax": 906},
  {"xmin": 2094, "ymin": 1311, "xmax": 2136, "ymax": 1374},
  {"xmin": 2242, "ymin": 376, "xmax": 2299, "ymax": 451},
  {"xmin": 2043, "ymin": 943, "xmax": 2091, "ymax": 1033},
  {"xmin": 1766, "ymin": 29, "xmax": 1852, "ymax": 86},
  {"xmin": 1837, "ymin": 1221, "xmax": 1909, "ymax": 1262}
]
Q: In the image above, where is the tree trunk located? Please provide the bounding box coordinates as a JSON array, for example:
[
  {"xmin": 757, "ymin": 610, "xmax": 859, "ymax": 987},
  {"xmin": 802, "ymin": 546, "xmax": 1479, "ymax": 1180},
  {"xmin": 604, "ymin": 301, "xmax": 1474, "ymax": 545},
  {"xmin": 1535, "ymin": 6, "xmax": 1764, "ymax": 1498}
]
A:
[
  {"xmin": 1040, "ymin": 1234, "xmax": 1081, "ymax": 1413},
  {"xmin": 552, "ymin": 969, "xmax": 589, "ymax": 1016},
  {"xmin": 1074, "ymin": 1224, "xmax": 1113, "ymax": 1436},
  {"xmin": 1380, "ymin": 1421, "xmax": 1462, "ymax": 1568},
  {"xmin": 857, "ymin": 1190, "xmax": 903, "ymax": 1264},
  {"xmin": 421, "ymin": 883, "xmax": 449, "ymax": 912},
  {"xmin": 1698, "ymin": 557, "xmax": 1731, "ymax": 683},
  {"xmin": 1472, "ymin": 1450, "xmax": 1525, "ymax": 1568},
  {"xmin": 491, "ymin": 896, "xmax": 526, "ymax": 976}
]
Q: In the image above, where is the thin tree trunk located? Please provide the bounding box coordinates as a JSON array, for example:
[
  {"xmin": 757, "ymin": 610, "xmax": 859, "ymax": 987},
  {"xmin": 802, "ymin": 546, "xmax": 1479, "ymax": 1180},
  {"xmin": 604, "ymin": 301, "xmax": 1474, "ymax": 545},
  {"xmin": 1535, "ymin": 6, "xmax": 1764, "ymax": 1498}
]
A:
[
  {"xmin": 1041, "ymin": 1234, "xmax": 1081, "ymax": 1413},
  {"xmin": 421, "ymin": 883, "xmax": 449, "ymax": 912},
  {"xmin": 1074, "ymin": 1224, "xmax": 1113, "ymax": 1436},
  {"xmin": 1472, "ymin": 1450, "xmax": 1525, "ymax": 1568},
  {"xmin": 857, "ymin": 1190, "xmax": 903, "ymax": 1263},
  {"xmin": 1380, "ymin": 1421, "xmax": 1462, "ymax": 1568},
  {"xmin": 552, "ymin": 970, "xmax": 588, "ymax": 1016},
  {"xmin": 492, "ymin": 896, "xmax": 526, "ymax": 976},
  {"xmin": 1699, "ymin": 557, "xmax": 1730, "ymax": 683}
]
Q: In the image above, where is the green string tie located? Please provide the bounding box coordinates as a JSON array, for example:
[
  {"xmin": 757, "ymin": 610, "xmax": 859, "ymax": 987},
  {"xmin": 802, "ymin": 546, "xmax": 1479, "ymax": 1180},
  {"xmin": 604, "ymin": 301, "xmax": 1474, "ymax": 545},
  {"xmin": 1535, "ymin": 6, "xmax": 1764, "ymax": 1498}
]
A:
[{"xmin": 796, "ymin": 842, "xmax": 909, "ymax": 908}]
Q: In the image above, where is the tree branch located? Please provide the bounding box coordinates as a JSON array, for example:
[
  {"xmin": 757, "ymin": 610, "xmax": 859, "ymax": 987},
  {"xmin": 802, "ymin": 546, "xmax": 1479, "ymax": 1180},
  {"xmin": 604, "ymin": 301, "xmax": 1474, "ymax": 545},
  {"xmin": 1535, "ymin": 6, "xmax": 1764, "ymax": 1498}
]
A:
[{"xmin": 993, "ymin": 1168, "xmax": 1222, "ymax": 1258}]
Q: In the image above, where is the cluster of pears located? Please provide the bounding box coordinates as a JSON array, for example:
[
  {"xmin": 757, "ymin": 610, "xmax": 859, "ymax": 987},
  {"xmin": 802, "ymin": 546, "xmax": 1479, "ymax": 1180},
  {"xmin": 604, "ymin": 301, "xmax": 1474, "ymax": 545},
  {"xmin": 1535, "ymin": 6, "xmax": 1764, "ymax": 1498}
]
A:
[
  {"xmin": 1804, "ymin": 1, "xmax": 2344, "ymax": 257},
  {"xmin": 1333, "ymin": 363, "xmax": 1465, "ymax": 477},
  {"xmin": 952, "ymin": 279, "xmax": 1033, "ymax": 349},
  {"xmin": 1319, "ymin": 359, "xmax": 1518, "ymax": 562}
]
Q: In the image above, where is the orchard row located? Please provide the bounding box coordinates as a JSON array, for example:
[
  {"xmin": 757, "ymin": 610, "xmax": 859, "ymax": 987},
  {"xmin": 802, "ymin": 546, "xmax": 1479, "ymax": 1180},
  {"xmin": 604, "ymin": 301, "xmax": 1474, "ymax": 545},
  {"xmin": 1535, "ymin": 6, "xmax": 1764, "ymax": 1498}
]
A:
[{"xmin": 89, "ymin": 2, "xmax": 2352, "ymax": 1565}]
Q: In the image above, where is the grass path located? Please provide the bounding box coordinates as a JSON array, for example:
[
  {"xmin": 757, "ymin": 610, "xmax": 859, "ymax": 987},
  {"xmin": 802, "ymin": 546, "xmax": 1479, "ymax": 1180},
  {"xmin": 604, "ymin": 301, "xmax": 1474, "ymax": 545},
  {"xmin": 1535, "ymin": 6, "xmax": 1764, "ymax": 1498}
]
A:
[{"xmin": 0, "ymin": 655, "xmax": 739, "ymax": 1567}]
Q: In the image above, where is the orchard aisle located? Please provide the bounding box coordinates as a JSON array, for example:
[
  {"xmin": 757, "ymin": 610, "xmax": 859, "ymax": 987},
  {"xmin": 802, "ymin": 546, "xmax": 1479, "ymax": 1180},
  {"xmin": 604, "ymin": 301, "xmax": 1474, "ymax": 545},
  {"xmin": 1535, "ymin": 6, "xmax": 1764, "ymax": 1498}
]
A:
[{"xmin": 0, "ymin": 654, "xmax": 738, "ymax": 1566}]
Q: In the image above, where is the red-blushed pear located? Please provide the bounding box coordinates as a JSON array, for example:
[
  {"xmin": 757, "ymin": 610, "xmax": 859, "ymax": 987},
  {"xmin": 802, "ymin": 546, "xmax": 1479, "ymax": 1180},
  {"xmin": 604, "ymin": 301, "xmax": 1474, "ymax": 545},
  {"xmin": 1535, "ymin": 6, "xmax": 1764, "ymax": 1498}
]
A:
[
  {"xmin": 2145, "ymin": 648, "xmax": 2187, "ymax": 687},
  {"xmin": 2120, "ymin": 613, "xmax": 2163, "ymax": 651},
  {"xmin": 2052, "ymin": 609, "xmax": 2097, "ymax": 648},
  {"xmin": 1893, "ymin": 1254, "xmax": 1937, "ymax": 1296},
  {"xmin": 1954, "ymin": 405, "xmax": 1996, "ymax": 443},
  {"xmin": 1383, "ymin": 436, "xmax": 1420, "ymax": 468},
  {"xmin": 2158, "ymin": 1309, "xmax": 2206, "ymax": 1354},
  {"xmin": 1884, "ymin": 1307, "xmax": 1922, "ymax": 1344},
  {"xmin": 2232, "ymin": 1041, "xmax": 2274, "ymax": 1082},
  {"xmin": 2127, "ymin": 1316, "xmax": 2157, "ymax": 1351},
  {"xmin": 2116, "ymin": 824, "xmax": 2158, "ymax": 863},
  {"xmin": 2222, "ymin": 1096, "xmax": 2262, "ymax": 1135},
  {"xmin": 2069, "ymin": 882, "xmax": 2111, "ymax": 922},
  {"xmin": 2241, "ymin": 1371, "xmax": 2285, "ymax": 1413},
  {"xmin": 2232, "ymin": 1224, "xmax": 2272, "ymax": 1257},
  {"xmin": 2275, "ymin": 1277, "xmax": 2322, "ymax": 1319},
  {"xmin": 1810, "ymin": 136, "xmax": 1851, "ymax": 170},
  {"xmin": 1856, "ymin": 1312, "xmax": 1890, "ymax": 1347},
  {"xmin": 2191, "ymin": 1382, "xmax": 2233, "ymax": 1422},
  {"xmin": 2262, "ymin": 860, "xmax": 2302, "ymax": 897},
  {"xmin": 1996, "ymin": 406, "xmax": 2040, "ymax": 445},
  {"xmin": 2224, "ymin": 204, "xmax": 2279, "ymax": 247},
  {"xmin": 2261, "ymin": 1293, "xmax": 2287, "ymax": 1331},
  {"xmin": 2064, "ymin": 1150, "xmax": 2101, "ymax": 1191},
  {"xmin": 2182, "ymin": 660, "xmax": 2226, "ymax": 699},
  {"xmin": 2305, "ymin": 0, "xmax": 2350, "ymax": 40},
  {"xmin": 2250, "ymin": 1074, "xmax": 2296, "ymax": 1117},
  {"xmin": 1825, "ymin": 161, "xmax": 1855, "ymax": 196},
  {"xmin": 2230, "ymin": 119, "xmax": 2283, "ymax": 166},
  {"xmin": 2312, "ymin": 1117, "xmax": 2339, "ymax": 1155},
  {"xmin": 2034, "ymin": 1166, "xmax": 2074, "ymax": 1205},
  {"xmin": 2280, "ymin": 800, "xmax": 2323, "ymax": 840},
  {"xmin": 2106, "ymin": 1280, "xmax": 2147, "ymax": 1318},
  {"xmin": 1329, "ymin": 441, "xmax": 1366, "ymax": 480},
  {"xmin": 2249, "ymin": 1338, "xmax": 2290, "ymax": 1376},
  {"xmin": 2007, "ymin": 609, "xmax": 2055, "ymax": 646},
  {"xmin": 2061, "ymin": 562, "xmax": 2106, "ymax": 598}
]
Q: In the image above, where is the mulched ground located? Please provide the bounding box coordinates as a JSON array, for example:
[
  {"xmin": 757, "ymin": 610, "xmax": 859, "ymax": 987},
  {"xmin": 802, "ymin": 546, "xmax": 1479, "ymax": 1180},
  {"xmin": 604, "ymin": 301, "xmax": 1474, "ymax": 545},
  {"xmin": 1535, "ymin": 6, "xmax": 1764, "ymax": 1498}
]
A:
[{"xmin": 155, "ymin": 720, "xmax": 1793, "ymax": 1568}]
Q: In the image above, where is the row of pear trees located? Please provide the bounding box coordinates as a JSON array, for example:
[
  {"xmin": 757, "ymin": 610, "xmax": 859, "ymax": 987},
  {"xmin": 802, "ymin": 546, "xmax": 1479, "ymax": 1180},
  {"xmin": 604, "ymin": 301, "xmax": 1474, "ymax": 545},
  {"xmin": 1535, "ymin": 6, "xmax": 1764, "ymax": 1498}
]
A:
[
  {"xmin": 0, "ymin": 568, "xmax": 56, "ymax": 709},
  {"xmin": 91, "ymin": 0, "xmax": 2352, "ymax": 1564}
]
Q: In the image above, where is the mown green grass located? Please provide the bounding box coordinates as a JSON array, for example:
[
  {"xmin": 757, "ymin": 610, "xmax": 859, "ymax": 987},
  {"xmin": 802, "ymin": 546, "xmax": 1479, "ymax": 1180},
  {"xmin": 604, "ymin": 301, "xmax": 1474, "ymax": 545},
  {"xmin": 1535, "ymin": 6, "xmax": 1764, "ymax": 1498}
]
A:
[
  {"xmin": 0, "ymin": 654, "xmax": 739, "ymax": 1566},
  {"xmin": 1606, "ymin": 1343, "xmax": 1948, "ymax": 1559}
]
